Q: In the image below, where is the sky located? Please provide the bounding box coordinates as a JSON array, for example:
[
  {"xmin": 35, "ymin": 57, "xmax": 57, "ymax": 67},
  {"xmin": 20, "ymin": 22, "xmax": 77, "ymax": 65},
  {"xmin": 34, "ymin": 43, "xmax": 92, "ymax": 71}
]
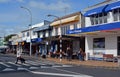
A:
[{"xmin": 0, "ymin": 0, "xmax": 105, "ymax": 37}]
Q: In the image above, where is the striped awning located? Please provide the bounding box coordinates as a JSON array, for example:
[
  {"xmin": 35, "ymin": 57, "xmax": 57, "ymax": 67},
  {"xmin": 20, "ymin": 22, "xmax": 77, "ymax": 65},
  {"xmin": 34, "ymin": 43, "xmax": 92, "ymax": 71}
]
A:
[{"xmin": 50, "ymin": 15, "xmax": 79, "ymax": 26}]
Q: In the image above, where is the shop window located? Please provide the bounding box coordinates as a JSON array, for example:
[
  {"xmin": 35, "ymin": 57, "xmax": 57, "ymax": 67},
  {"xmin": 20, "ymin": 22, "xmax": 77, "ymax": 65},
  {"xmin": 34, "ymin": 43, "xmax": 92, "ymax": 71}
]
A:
[
  {"xmin": 113, "ymin": 8, "xmax": 120, "ymax": 21},
  {"xmin": 61, "ymin": 25, "xmax": 70, "ymax": 35},
  {"xmin": 23, "ymin": 33, "xmax": 25, "ymax": 37},
  {"xmin": 27, "ymin": 32, "xmax": 29, "ymax": 37},
  {"xmin": 55, "ymin": 27, "xmax": 58, "ymax": 36},
  {"xmin": 93, "ymin": 38, "xmax": 105, "ymax": 48},
  {"xmin": 74, "ymin": 24, "xmax": 77, "ymax": 29},
  {"xmin": 43, "ymin": 31, "xmax": 46, "ymax": 38},
  {"xmin": 33, "ymin": 31, "xmax": 36, "ymax": 35},
  {"xmin": 93, "ymin": 38, "xmax": 105, "ymax": 55}
]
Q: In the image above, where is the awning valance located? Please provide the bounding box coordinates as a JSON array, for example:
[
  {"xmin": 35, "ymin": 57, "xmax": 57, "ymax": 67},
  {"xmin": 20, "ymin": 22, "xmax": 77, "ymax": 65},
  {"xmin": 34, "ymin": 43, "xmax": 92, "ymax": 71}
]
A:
[
  {"xmin": 31, "ymin": 38, "xmax": 42, "ymax": 43},
  {"xmin": 84, "ymin": 5, "xmax": 108, "ymax": 17},
  {"xmin": 105, "ymin": 1, "xmax": 120, "ymax": 12},
  {"xmin": 67, "ymin": 22, "xmax": 120, "ymax": 34},
  {"xmin": 50, "ymin": 15, "xmax": 79, "ymax": 26}
]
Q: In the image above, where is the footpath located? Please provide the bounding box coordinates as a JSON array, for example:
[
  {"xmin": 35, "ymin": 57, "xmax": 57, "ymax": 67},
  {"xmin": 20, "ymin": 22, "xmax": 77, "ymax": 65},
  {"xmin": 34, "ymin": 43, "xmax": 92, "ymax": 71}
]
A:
[{"xmin": 8, "ymin": 53, "xmax": 119, "ymax": 69}]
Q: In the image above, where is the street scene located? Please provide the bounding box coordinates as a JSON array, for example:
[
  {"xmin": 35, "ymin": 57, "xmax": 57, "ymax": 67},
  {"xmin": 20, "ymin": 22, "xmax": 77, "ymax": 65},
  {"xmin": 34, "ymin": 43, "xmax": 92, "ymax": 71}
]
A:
[
  {"xmin": 0, "ymin": 54, "xmax": 120, "ymax": 77},
  {"xmin": 1, "ymin": 0, "xmax": 120, "ymax": 77}
]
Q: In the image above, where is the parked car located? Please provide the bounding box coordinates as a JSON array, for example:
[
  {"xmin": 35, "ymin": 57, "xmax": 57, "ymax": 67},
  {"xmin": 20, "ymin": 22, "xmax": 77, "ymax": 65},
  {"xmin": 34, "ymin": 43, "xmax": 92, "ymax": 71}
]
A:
[{"xmin": 0, "ymin": 48, "xmax": 6, "ymax": 54}]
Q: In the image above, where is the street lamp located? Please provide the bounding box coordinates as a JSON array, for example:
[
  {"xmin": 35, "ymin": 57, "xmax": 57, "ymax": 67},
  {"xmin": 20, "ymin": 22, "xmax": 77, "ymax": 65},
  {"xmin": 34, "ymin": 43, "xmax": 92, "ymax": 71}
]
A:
[
  {"xmin": 47, "ymin": 14, "xmax": 62, "ymax": 61},
  {"xmin": 21, "ymin": 6, "xmax": 32, "ymax": 56}
]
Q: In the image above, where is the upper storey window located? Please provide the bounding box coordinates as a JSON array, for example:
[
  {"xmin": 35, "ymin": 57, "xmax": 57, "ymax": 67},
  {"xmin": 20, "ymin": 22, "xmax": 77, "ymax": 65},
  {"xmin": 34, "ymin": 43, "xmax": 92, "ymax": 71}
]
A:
[
  {"xmin": 90, "ymin": 13, "xmax": 108, "ymax": 25},
  {"xmin": 113, "ymin": 8, "xmax": 120, "ymax": 21}
]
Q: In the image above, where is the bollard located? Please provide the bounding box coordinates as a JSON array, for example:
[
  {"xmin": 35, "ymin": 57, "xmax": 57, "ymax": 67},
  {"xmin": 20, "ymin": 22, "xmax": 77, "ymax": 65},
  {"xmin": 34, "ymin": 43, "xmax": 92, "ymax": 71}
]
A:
[{"xmin": 60, "ymin": 54, "xmax": 62, "ymax": 62}]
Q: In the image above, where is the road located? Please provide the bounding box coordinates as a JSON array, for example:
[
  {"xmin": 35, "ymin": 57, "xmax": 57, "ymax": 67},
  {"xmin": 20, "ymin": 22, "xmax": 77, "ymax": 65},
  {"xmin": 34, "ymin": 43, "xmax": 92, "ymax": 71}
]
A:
[{"xmin": 0, "ymin": 53, "xmax": 120, "ymax": 77}]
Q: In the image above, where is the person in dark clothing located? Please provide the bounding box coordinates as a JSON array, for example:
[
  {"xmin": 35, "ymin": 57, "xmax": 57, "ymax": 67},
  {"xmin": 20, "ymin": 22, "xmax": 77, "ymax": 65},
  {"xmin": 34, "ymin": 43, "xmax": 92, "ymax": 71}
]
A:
[
  {"xmin": 78, "ymin": 48, "xmax": 85, "ymax": 61},
  {"xmin": 66, "ymin": 47, "xmax": 72, "ymax": 61}
]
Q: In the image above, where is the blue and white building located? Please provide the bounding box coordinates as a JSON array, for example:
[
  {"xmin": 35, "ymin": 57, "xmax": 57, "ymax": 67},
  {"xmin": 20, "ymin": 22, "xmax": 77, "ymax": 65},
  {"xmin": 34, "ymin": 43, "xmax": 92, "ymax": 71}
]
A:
[
  {"xmin": 33, "ymin": 20, "xmax": 52, "ymax": 55},
  {"xmin": 68, "ymin": 0, "xmax": 120, "ymax": 60}
]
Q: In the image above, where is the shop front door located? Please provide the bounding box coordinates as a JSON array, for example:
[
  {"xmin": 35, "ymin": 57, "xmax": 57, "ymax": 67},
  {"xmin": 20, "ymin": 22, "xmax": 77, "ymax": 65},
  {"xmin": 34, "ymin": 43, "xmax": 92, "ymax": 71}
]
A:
[{"xmin": 117, "ymin": 37, "xmax": 120, "ymax": 55}]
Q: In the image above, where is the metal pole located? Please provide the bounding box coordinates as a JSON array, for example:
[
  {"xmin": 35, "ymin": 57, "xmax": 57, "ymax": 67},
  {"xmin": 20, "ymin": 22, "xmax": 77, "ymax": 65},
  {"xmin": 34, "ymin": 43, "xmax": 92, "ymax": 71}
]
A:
[
  {"xmin": 21, "ymin": 6, "xmax": 32, "ymax": 56},
  {"xmin": 59, "ymin": 19, "xmax": 62, "ymax": 62}
]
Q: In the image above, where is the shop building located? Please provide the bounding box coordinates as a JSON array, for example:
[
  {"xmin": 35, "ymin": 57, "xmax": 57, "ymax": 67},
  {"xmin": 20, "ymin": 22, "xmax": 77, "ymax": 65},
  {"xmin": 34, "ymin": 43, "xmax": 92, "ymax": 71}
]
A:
[
  {"xmin": 21, "ymin": 21, "xmax": 47, "ymax": 54},
  {"xmin": 33, "ymin": 20, "xmax": 52, "ymax": 55},
  {"xmin": 68, "ymin": 0, "xmax": 120, "ymax": 60},
  {"xmin": 49, "ymin": 12, "xmax": 85, "ymax": 55}
]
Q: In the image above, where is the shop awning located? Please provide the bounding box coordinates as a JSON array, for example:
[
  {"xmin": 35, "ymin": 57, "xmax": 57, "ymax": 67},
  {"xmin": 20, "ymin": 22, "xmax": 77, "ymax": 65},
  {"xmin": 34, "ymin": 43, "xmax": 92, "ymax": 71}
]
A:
[
  {"xmin": 31, "ymin": 38, "xmax": 42, "ymax": 43},
  {"xmin": 105, "ymin": 1, "xmax": 120, "ymax": 12},
  {"xmin": 34, "ymin": 25, "xmax": 51, "ymax": 32},
  {"xmin": 67, "ymin": 22, "xmax": 120, "ymax": 34},
  {"xmin": 50, "ymin": 15, "xmax": 79, "ymax": 26},
  {"xmin": 84, "ymin": 5, "xmax": 108, "ymax": 17}
]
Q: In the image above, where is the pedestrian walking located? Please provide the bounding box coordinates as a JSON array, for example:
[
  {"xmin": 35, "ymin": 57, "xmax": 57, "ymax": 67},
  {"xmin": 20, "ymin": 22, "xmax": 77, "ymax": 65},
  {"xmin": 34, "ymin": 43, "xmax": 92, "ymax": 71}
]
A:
[{"xmin": 15, "ymin": 48, "xmax": 25, "ymax": 64}]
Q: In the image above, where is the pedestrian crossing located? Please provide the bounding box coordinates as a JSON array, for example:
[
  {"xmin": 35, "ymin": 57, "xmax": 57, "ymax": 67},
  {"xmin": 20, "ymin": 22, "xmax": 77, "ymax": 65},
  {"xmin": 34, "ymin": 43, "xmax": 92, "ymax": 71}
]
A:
[{"xmin": 0, "ymin": 60, "xmax": 73, "ymax": 72}]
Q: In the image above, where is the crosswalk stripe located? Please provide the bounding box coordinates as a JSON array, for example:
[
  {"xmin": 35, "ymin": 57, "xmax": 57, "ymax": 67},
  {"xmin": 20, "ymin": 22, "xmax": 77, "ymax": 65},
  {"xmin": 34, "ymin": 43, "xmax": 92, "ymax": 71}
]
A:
[
  {"xmin": 0, "ymin": 62, "xmax": 11, "ymax": 67},
  {"xmin": 17, "ymin": 67, "xmax": 27, "ymax": 71},
  {"xmin": 26, "ymin": 61, "xmax": 38, "ymax": 65},
  {"xmin": 22, "ymin": 63, "xmax": 31, "ymax": 66},
  {"xmin": 62, "ymin": 65, "xmax": 73, "ymax": 67},
  {"xmin": 27, "ymin": 61, "xmax": 43, "ymax": 65},
  {"xmin": 8, "ymin": 62, "xmax": 21, "ymax": 67},
  {"xmin": 29, "ymin": 67, "xmax": 39, "ymax": 70},
  {"xmin": 2, "ymin": 68, "xmax": 15, "ymax": 71},
  {"xmin": 52, "ymin": 65, "xmax": 62, "ymax": 68},
  {"xmin": 27, "ymin": 60, "xmax": 54, "ymax": 66}
]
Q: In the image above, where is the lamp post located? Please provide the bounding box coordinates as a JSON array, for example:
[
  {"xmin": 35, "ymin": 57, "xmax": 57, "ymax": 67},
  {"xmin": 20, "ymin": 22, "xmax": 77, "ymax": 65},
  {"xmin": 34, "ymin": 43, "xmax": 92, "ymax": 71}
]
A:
[
  {"xmin": 21, "ymin": 6, "xmax": 32, "ymax": 56},
  {"xmin": 47, "ymin": 14, "xmax": 62, "ymax": 61}
]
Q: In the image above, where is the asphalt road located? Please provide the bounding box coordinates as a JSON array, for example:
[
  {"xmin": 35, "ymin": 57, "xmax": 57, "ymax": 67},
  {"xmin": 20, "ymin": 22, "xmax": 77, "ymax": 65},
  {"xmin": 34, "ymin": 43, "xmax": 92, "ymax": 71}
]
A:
[{"xmin": 0, "ymin": 53, "xmax": 120, "ymax": 77}]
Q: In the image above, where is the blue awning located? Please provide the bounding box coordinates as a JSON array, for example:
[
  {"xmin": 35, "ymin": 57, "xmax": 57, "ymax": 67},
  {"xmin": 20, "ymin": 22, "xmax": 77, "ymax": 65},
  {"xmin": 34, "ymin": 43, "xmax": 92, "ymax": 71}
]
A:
[
  {"xmin": 67, "ymin": 22, "xmax": 120, "ymax": 34},
  {"xmin": 105, "ymin": 1, "xmax": 120, "ymax": 12},
  {"xmin": 31, "ymin": 38, "xmax": 42, "ymax": 43},
  {"xmin": 84, "ymin": 5, "xmax": 108, "ymax": 17},
  {"xmin": 34, "ymin": 25, "xmax": 51, "ymax": 32}
]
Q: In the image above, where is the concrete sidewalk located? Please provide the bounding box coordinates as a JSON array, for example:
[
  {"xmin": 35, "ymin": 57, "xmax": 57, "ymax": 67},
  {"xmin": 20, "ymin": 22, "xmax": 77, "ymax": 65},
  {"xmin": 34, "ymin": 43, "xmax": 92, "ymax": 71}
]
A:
[
  {"xmin": 7, "ymin": 53, "xmax": 119, "ymax": 69},
  {"xmin": 46, "ymin": 58, "xmax": 119, "ymax": 68}
]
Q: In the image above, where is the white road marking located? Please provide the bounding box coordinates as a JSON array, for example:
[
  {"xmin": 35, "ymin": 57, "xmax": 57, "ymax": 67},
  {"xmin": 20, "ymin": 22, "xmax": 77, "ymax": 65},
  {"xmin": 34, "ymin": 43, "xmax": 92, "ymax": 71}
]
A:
[
  {"xmin": 8, "ymin": 62, "xmax": 21, "ymax": 67},
  {"xmin": 26, "ymin": 61, "xmax": 39, "ymax": 65},
  {"xmin": 0, "ymin": 62, "xmax": 11, "ymax": 67},
  {"xmin": 31, "ymin": 71, "xmax": 93, "ymax": 77},
  {"xmin": 29, "ymin": 67, "xmax": 39, "ymax": 70},
  {"xmin": 2, "ymin": 68, "xmax": 15, "ymax": 71},
  {"xmin": 22, "ymin": 63, "xmax": 31, "ymax": 66},
  {"xmin": 52, "ymin": 64, "xmax": 72, "ymax": 68},
  {"xmin": 62, "ymin": 65, "xmax": 73, "ymax": 67},
  {"xmin": 41, "ymin": 66, "xmax": 51, "ymax": 68},
  {"xmin": 17, "ymin": 67, "xmax": 27, "ymax": 71},
  {"xmin": 26, "ymin": 60, "xmax": 47, "ymax": 66}
]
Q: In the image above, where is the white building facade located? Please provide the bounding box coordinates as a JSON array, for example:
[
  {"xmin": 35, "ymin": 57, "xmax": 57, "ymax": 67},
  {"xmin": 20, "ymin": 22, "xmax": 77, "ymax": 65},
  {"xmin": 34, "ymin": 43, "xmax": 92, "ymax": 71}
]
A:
[{"xmin": 68, "ymin": 0, "xmax": 120, "ymax": 60}]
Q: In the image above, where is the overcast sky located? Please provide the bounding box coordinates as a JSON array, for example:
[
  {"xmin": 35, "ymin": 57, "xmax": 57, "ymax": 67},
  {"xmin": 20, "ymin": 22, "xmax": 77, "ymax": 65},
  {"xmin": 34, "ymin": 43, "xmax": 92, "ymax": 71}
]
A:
[{"xmin": 0, "ymin": 0, "xmax": 105, "ymax": 37}]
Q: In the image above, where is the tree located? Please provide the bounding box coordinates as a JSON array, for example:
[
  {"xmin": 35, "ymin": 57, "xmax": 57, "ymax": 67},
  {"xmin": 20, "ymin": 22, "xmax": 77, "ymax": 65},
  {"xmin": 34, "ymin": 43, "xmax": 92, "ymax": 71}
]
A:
[{"xmin": 4, "ymin": 34, "xmax": 16, "ymax": 42}]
